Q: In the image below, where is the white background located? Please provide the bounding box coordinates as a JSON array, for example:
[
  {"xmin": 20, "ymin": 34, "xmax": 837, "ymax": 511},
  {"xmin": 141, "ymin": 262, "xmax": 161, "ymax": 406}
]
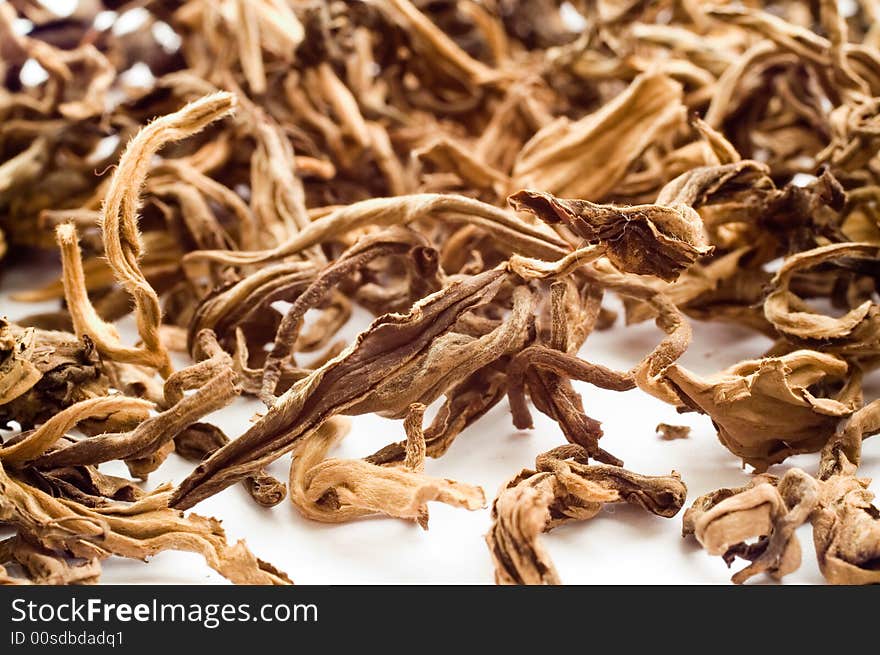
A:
[{"xmin": 2, "ymin": 255, "xmax": 877, "ymax": 585}]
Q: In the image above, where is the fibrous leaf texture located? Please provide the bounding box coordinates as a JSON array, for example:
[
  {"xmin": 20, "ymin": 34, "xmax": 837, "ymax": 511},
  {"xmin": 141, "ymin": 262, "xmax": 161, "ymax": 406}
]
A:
[{"xmin": 1, "ymin": 0, "xmax": 879, "ymax": 586}]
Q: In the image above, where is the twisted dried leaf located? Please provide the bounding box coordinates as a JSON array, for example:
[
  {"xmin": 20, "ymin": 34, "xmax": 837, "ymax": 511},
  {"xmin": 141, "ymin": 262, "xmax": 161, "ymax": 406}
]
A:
[
  {"xmin": 289, "ymin": 409, "xmax": 484, "ymax": 526},
  {"xmin": 172, "ymin": 272, "xmax": 533, "ymax": 508},
  {"xmin": 487, "ymin": 445, "xmax": 686, "ymax": 584},
  {"xmin": 666, "ymin": 350, "xmax": 859, "ymax": 471},
  {"xmin": 510, "ymin": 189, "xmax": 712, "ymax": 282},
  {"xmin": 0, "ymin": 460, "xmax": 289, "ymax": 585}
]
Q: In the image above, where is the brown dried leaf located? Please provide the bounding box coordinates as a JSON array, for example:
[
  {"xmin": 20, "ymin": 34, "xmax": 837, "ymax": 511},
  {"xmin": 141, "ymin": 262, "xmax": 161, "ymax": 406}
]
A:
[
  {"xmin": 57, "ymin": 93, "xmax": 236, "ymax": 377},
  {"xmin": 289, "ymin": 410, "xmax": 485, "ymax": 526},
  {"xmin": 512, "ymin": 73, "xmax": 685, "ymax": 200},
  {"xmin": 0, "ymin": 320, "xmax": 109, "ymax": 429},
  {"xmin": 687, "ymin": 469, "xmax": 818, "ymax": 584},
  {"xmin": 813, "ymin": 474, "xmax": 880, "ymax": 584},
  {"xmin": 665, "ymin": 350, "xmax": 859, "ymax": 471},
  {"xmin": 510, "ymin": 189, "xmax": 712, "ymax": 282},
  {"xmin": 0, "ymin": 461, "xmax": 289, "ymax": 585},
  {"xmin": 172, "ymin": 272, "xmax": 532, "ymax": 508},
  {"xmin": 487, "ymin": 445, "xmax": 686, "ymax": 584}
]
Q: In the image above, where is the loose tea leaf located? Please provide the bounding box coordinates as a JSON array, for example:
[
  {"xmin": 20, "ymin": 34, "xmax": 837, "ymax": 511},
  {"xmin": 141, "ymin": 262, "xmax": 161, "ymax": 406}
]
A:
[
  {"xmin": 684, "ymin": 469, "xmax": 818, "ymax": 584},
  {"xmin": 487, "ymin": 445, "xmax": 686, "ymax": 584},
  {"xmin": 0, "ymin": 320, "xmax": 110, "ymax": 430},
  {"xmin": 509, "ymin": 188, "xmax": 713, "ymax": 282},
  {"xmin": 684, "ymin": 399, "xmax": 880, "ymax": 584},
  {"xmin": 289, "ymin": 409, "xmax": 485, "ymax": 527},
  {"xmin": 2, "ymin": 0, "xmax": 880, "ymax": 586},
  {"xmin": 0, "ymin": 460, "xmax": 289, "ymax": 585},
  {"xmin": 665, "ymin": 350, "xmax": 860, "ymax": 471},
  {"xmin": 172, "ymin": 272, "xmax": 532, "ymax": 509}
]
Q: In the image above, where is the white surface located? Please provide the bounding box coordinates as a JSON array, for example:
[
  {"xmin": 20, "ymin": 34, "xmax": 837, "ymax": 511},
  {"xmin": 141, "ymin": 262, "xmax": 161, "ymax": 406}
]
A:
[{"xmin": 2, "ymin": 256, "xmax": 876, "ymax": 585}]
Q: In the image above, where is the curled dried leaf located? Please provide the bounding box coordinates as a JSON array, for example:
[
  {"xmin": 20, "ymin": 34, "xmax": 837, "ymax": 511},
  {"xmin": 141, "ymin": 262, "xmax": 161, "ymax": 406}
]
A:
[
  {"xmin": 665, "ymin": 350, "xmax": 859, "ymax": 471},
  {"xmin": 819, "ymin": 398, "xmax": 880, "ymax": 479},
  {"xmin": 764, "ymin": 243, "xmax": 880, "ymax": 355},
  {"xmin": 0, "ymin": 460, "xmax": 289, "ymax": 585},
  {"xmin": 262, "ymin": 227, "xmax": 442, "ymax": 400},
  {"xmin": 688, "ymin": 463, "xmax": 880, "ymax": 585},
  {"xmin": 512, "ymin": 73, "xmax": 685, "ymax": 201},
  {"xmin": 0, "ymin": 320, "xmax": 109, "ymax": 429},
  {"xmin": 172, "ymin": 272, "xmax": 533, "ymax": 508},
  {"xmin": 0, "ymin": 396, "xmax": 152, "ymax": 466},
  {"xmin": 34, "ymin": 331, "xmax": 240, "ymax": 478},
  {"xmin": 510, "ymin": 189, "xmax": 712, "ymax": 282},
  {"xmin": 184, "ymin": 194, "xmax": 569, "ymax": 268},
  {"xmin": 58, "ymin": 93, "xmax": 236, "ymax": 377},
  {"xmin": 487, "ymin": 445, "xmax": 686, "ymax": 584},
  {"xmin": 686, "ymin": 469, "xmax": 818, "ymax": 584},
  {"xmin": 813, "ymin": 474, "xmax": 880, "ymax": 584},
  {"xmin": 289, "ymin": 409, "xmax": 485, "ymax": 526}
]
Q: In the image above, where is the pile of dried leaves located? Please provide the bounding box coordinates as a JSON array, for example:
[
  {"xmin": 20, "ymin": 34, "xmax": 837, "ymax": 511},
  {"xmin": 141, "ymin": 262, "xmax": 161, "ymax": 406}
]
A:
[{"xmin": 1, "ymin": 0, "xmax": 879, "ymax": 585}]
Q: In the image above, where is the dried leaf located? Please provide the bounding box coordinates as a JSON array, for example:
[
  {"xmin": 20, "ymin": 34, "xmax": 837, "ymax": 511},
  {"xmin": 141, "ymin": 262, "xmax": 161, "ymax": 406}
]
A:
[
  {"xmin": 487, "ymin": 445, "xmax": 686, "ymax": 584},
  {"xmin": 511, "ymin": 189, "xmax": 712, "ymax": 282},
  {"xmin": 0, "ymin": 460, "xmax": 289, "ymax": 585},
  {"xmin": 289, "ymin": 410, "xmax": 485, "ymax": 526},
  {"xmin": 172, "ymin": 273, "xmax": 533, "ymax": 508},
  {"xmin": 666, "ymin": 350, "xmax": 859, "ymax": 471}
]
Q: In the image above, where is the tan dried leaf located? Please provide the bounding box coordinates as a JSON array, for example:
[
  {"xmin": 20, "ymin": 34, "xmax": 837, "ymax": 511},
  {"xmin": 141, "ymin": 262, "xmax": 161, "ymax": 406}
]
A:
[
  {"xmin": 665, "ymin": 350, "xmax": 859, "ymax": 470},
  {"xmin": 0, "ymin": 461, "xmax": 289, "ymax": 585},
  {"xmin": 487, "ymin": 446, "xmax": 686, "ymax": 584},
  {"xmin": 289, "ymin": 410, "xmax": 485, "ymax": 526}
]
